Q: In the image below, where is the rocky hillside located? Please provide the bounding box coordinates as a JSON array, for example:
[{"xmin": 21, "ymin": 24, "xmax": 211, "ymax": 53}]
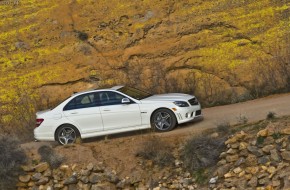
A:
[
  {"xmin": 0, "ymin": 1, "xmax": 289, "ymax": 133},
  {"xmin": 16, "ymin": 116, "xmax": 290, "ymax": 190},
  {"xmin": 212, "ymin": 123, "xmax": 290, "ymax": 189}
]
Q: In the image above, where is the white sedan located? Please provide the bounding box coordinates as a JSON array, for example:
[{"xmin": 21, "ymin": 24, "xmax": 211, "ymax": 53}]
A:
[{"xmin": 34, "ymin": 86, "xmax": 202, "ymax": 145}]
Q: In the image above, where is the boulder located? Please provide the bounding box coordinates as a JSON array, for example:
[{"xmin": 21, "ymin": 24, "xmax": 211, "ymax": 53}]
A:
[
  {"xmin": 262, "ymin": 145, "xmax": 275, "ymax": 153},
  {"xmin": 258, "ymin": 177, "xmax": 270, "ymax": 185},
  {"xmin": 280, "ymin": 128, "xmax": 290, "ymax": 135},
  {"xmin": 267, "ymin": 166, "xmax": 276, "ymax": 174},
  {"xmin": 80, "ymin": 169, "xmax": 91, "ymax": 176},
  {"xmin": 87, "ymin": 163, "xmax": 94, "ymax": 171},
  {"xmin": 247, "ymin": 146, "xmax": 263, "ymax": 157},
  {"xmin": 233, "ymin": 167, "xmax": 242, "ymax": 174},
  {"xmin": 216, "ymin": 164, "xmax": 231, "ymax": 177},
  {"xmin": 224, "ymin": 172, "xmax": 234, "ymax": 178},
  {"xmin": 269, "ymin": 149, "xmax": 280, "ymax": 161},
  {"xmin": 54, "ymin": 183, "xmax": 64, "ymax": 189},
  {"xmin": 245, "ymin": 166, "xmax": 259, "ymax": 175},
  {"xmin": 35, "ymin": 177, "xmax": 49, "ymax": 185},
  {"xmin": 21, "ymin": 165, "xmax": 35, "ymax": 172},
  {"xmin": 272, "ymin": 180, "xmax": 281, "ymax": 187},
  {"xmin": 80, "ymin": 176, "xmax": 89, "ymax": 184},
  {"xmin": 31, "ymin": 173, "xmax": 42, "ymax": 181},
  {"xmin": 209, "ymin": 176, "xmax": 218, "ymax": 184},
  {"xmin": 34, "ymin": 162, "xmax": 49, "ymax": 173},
  {"xmin": 43, "ymin": 169, "xmax": 52, "ymax": 177},
  {"xmin": 236, "ymin": 179, "xmax": 247, "ymax": 189},
  {"xmin": 235, "ymin": 157, "xmax": 245, "ymax": 166},
  {"xmin": 59, "ymin": 164, "xmax": 70, "ymax": 171},
  {"xmin": 248, "ymin": 176, "xmax": 257, "ymax": 187},
  {"xmin": 239, "ymin": 149, "xmax": 249, "ymax": 157},
  {"xmin": 19, "ymin": 175, "xmax": 31, "ymax": 183},
  {"xmin": 258, "ymin": 156, "xmax": 270, "ymax": 165},
  {"xmin": 89, "ymin": 173, "xmax": 105, "ymax": 184},
  {"xmin": 16, "ymin": 182, "xmax": 27, "ymax": 187},
  {"xmin": 281, "ymin": 151, "xmax": 290, "ymax": 161},
  {"xmin": 231, "ymin": 143, "xmax": 240, "ymax": 149},
  {"xmin": 263, "ymin": 136, "xmax": 275, "ymax": 145},
  {"xmin": 239, "ymin": 142, "xmax": 248, "ymax": 150},
  {"xmin": 226, "ymin": 154, "xmax": 239, "ymax": 162},
  {"xmin": 245, "ymin": 154, "xmax": 258, "ymax": 166},
  {"xmin": 227, "ymin": 148, "xmax": 238, "ymax": 154},
  {"xmin": 64, "ymin": 174, "xmax": 78, "ymax": 185},
  {"xmin": 257, "ymin": 129, "xmax": 268, "ymax": 137}
]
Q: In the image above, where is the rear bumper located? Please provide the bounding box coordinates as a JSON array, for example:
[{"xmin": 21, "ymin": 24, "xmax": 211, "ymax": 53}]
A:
[{"xmin": 34, "ymin": 127, "xmax": 55, "ymax": 141}]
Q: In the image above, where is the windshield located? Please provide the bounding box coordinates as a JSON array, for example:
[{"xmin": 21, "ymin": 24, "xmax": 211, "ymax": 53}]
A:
[{"xmin": 118, "ymin": 86, "xmax": 152, "ymax": 100}]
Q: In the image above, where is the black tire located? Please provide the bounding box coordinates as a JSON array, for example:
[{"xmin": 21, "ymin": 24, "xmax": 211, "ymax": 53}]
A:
[
  {"xmin": 55, "ymin": 124, "xmax": 80, "ymax": 145},
  {"xmin": 151, "ymin": 109, "xmax": 177, "ymax": 132}
]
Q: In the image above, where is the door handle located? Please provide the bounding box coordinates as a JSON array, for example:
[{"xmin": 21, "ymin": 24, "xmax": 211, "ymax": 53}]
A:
[
  {"xmin": 70, "ymin": 112, "xmax": 78, "ymax": 114},
  {"xmin": 102, "ymin": 109, "xmax": 110, "ymax": 111}
]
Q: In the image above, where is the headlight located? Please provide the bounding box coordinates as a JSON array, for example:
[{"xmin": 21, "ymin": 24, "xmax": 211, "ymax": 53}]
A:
[{"xmin": 173, "ymin": 101, "xmax": 189, "ymax": 107}]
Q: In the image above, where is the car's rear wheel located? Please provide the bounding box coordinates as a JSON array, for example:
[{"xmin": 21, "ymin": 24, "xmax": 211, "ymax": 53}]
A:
[
  {"xmin": 151, "ymin": 109, "xmax": 177, "ymax": 132},
  {"xmin": 56, "ymin": 125, "xmax": 80, "ymax": 145}
]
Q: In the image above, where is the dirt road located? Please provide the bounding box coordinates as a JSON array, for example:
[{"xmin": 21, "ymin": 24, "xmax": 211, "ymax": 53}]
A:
[{"xmin": 165, "ymin": 93, "xmax": 290, "ymax": 136}]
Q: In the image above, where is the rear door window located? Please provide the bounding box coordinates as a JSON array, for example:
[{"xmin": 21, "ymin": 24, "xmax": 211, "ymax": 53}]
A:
[{"xmin": 63, "ymin": 92, "xmax": 100, "ymax": 111}]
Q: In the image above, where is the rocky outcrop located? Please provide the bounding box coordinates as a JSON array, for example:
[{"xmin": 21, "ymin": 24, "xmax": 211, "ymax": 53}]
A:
[
  {"xmin": 18, "ymin": 162, "xmax": 116, "ymax": 190},
  {"xmin": 18, "ymin": 161, "xmax": 198, "ymax": 190},
  {"xmin": 210, "ymin": 124, "xmax": 290, "ymax": 189}
]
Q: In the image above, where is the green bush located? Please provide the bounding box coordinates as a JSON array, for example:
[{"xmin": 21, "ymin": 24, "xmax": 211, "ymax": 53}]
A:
[
  {"xmin": 38, "ymin": 145, "xmax": 64, "ymax": 169},
  {"xmin": 0, "ymin": 135, "xmax": 27, "ymax": 189},
  {"xmin": 193, "ymin": 169, "xmax": 208, "ymax": 184},
  {"xmin": 181, "ymin": 136, "xmax": 225, "ymax": 173},
  {"xmin": 216, "ymin": 121, "xmax": 230, "ymax": 134},
  {"xmin": 272, "ymin": 132, "xmax": 281, "ymax": 140},
  {"xmin": 236, "ymin": 114, "xmax": 248, "ymax": 124},
  {"xmin": 136, "ymin": 136, "xmax": 174, "ymax": 167},
  {"xmin": 256, "ymin": 136, "xmax": 265, "ymax": 145},
  {"xmin": 267, "ymin": 111, "xmax": 276, "ymax": 120}
]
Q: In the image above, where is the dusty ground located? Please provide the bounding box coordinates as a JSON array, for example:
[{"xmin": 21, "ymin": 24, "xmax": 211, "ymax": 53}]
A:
[{"xmin": 21, "ymin": 93, "xmax": 290, "ymax": 178}]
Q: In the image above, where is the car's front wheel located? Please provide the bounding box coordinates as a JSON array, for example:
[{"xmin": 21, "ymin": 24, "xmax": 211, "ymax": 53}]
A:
[
  {"xmin": 55, "ymin": 125, "xmax": 80, "ymax": 145},
  {"xmin": 151, "ymin": 109, "xmax": 177, "ymax": 132}
]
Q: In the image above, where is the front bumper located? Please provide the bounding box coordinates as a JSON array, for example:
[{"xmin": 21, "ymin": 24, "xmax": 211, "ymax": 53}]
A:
[{"xmin": 174, "ymin": 105, "xmax": 202, "ymax": 124}]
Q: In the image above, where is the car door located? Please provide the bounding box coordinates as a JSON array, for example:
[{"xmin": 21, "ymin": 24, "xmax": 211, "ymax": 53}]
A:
[
  {"xmin": 98, "ymin": 91, "xmax": 142, "ymax": 131},
  {"xmin": 63, "ymin": 92, "xmax": 103, "ymax": 134}
]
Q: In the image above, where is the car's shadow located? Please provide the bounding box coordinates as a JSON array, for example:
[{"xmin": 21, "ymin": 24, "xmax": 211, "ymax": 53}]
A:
[{"xmin": 82, "ymin": 116, "xmax": 204, "ymax": 144}]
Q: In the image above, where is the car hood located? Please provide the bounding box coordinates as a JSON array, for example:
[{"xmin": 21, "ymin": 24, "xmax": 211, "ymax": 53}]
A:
[{"xmin": 141, "ymin": 93, "xmax": 194, "ymax": 102}]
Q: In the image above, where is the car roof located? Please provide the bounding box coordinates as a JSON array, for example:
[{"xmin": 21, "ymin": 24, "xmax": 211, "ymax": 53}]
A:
[{"xmin": 71, "ymin": 85, "xmax": 124, "ymax": 97}]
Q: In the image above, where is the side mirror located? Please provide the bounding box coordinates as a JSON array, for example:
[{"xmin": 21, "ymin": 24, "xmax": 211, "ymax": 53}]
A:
[{"xmin": 121, "ymin": 98, "xmax": 130, "ymax": 104}]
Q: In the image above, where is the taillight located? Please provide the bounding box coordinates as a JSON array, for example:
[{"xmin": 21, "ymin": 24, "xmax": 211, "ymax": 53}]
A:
[{"xmin": 36, "ymin": 119, "xmax": 44, "ymax": 127}]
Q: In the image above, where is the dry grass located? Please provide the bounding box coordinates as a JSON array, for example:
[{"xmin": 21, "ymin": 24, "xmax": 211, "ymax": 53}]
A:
[
  {"xmin": 0, "ymin": 135, "xmax": 27, "ymax": 189},
  {"xmin": 38, "ymin": 145, "xmax": 64, "ymax": 169},
  {"xmin": 136, "ymin": 136, "xmax": 174, "ymax": 167},
  {"xmin": 181, "ymin": 136, "xmax": 226, "ymax": 172},
  {"xmin": 216, "ymin": 121, "xmax": 231, "ymax": 135}
]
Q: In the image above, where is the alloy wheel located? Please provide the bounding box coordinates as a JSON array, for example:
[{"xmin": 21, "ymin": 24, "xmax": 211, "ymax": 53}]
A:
[
  {"xmin": 57, "ymin": 127, "xmax": 77, "ymax": 145},
  {"xmin": 153, "ymin": 111, "xmax": 172, "ymax": 131}
]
